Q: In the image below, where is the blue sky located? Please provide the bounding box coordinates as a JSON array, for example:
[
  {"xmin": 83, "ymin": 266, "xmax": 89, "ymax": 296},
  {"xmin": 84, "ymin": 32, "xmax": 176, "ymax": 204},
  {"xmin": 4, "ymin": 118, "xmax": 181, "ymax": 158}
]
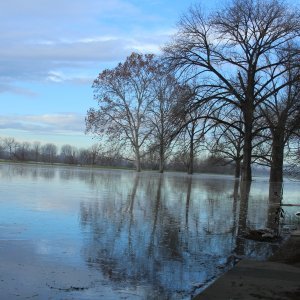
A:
[
  {"xmin": 2, "ymin": 0, "xmax": 218, "ymax": 148},
  {"xmin": 9, "ymin": 0, "xmax": 300, "ymax": 149}
]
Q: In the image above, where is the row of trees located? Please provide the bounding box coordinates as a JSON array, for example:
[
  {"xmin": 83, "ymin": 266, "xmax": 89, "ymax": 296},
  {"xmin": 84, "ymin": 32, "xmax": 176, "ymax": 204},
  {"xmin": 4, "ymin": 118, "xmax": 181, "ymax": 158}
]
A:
[
  {"xmin": 86, "ymin": 0, "xmax": 300, "ymax": 182},
  {"xmin": 0, "ymin": 137, "xmax": 120, "ymax": 166},
  {"xmin": 0, "ymin": 136, "xmax": 233, "ymax": 174},
  {"xmin": 86, "ymin": 53, "xmax": 216, "ymax": 174}
]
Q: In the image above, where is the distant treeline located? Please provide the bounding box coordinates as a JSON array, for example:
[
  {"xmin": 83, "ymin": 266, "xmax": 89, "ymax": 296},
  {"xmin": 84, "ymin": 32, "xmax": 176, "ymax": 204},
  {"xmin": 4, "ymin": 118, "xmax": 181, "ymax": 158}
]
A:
[{"xmin": 0, "ymin": 136, "xmax": 234, "ymax": 174}]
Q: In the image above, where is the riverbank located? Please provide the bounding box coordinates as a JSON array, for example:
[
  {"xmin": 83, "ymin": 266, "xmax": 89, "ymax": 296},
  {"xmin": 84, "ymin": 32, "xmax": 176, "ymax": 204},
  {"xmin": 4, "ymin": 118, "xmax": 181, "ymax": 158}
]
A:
[{"xmin": 193, "ymin": 231, "xmax": 300, "ymax": 300}]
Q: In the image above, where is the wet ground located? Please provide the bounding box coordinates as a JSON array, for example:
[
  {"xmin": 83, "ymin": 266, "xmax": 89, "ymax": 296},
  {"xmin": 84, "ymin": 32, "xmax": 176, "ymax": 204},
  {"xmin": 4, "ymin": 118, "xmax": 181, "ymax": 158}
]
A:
[{"xmin": 193, "ymin": 232, "xmax": 300, "ymax": 300}]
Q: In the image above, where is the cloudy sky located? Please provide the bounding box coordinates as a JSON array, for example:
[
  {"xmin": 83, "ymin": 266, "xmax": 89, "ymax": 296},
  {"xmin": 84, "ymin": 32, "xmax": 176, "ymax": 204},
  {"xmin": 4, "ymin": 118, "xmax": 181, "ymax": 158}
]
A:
[{"xmin": 0, "ymin": 0, "xmax": 220, "ymax": 148}]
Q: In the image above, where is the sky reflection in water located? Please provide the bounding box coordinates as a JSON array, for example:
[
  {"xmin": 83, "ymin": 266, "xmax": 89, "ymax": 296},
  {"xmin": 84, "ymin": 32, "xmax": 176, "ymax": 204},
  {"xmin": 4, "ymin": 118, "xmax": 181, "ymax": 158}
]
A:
[{"xmin": 0, "ymin": 163, "xmax": 299, "ymax": 299}]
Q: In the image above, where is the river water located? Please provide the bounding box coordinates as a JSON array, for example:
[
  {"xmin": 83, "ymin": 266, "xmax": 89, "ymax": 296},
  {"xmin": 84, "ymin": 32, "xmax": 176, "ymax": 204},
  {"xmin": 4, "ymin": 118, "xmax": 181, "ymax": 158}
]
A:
[{"xmin": 0, "ymin": 163, "xmax": 299, "ymax": 299}]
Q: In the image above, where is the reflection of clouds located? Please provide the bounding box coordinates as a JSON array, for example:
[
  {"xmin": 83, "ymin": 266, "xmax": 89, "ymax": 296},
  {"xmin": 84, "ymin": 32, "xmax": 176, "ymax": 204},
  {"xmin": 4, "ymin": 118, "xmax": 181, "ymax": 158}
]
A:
[
  {"xmin": 35, "ymin": 239, "xmax": 77, "ymax": 259},
  {"xmin": 35, "ymin": 239, "xmax": 52, "ymax": 255},
  {"xmin": 78, "ymin": 173, "xmax": 298, "ymax": 297},
  {"xmin": 32, "ymin": 198, "xmax": 69, "ymax": 212},
  {"xmin": 0, "ymin": 164, "xmax": 81, "ymax": 214},
  {"xmin": 2, "ymin": 164, "xmax": 300, "ymax": 298}
]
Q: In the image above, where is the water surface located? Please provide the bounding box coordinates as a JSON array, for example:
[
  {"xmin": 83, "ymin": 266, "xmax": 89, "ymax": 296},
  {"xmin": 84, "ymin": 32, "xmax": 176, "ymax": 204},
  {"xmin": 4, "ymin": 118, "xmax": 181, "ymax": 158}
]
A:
[{"xmin": 0, "ymin": 163, "xmax": 298, "ymax": 299}]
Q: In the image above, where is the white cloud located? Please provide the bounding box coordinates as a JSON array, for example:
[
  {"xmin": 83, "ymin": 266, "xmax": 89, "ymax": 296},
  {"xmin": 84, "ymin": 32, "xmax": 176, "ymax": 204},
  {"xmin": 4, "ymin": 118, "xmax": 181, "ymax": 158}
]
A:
[
  {"xmin": 0, "ymin": 113, "xmax": 85, "ymax": 134},
  {"xmin": 127, "ymin": 42, "xmax": 161, "ymax": 54},
  {"xmin": 46, "ymin": 71, "xmax": 64, "ymax": 83},
  {"xmin": 0, "ymin": 0, "xmax": 138, "ymax": 21},
  {"xmin": 0, "ymin": 83, "xmax": 38, "ymax": 97},
  {"xmin": 0, "ymin": 35, "xmax": 170, "ymax": 84},
  {"xmin": 0, "ymin": 1, "xmax": 176, "ymax": 83}
]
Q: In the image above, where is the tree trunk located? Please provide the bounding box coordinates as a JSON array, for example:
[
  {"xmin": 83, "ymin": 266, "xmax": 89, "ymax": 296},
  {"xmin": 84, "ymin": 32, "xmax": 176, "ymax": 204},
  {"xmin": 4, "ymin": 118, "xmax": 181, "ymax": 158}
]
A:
[
  {"xmin": 235, "ymin": 181, "xmax": 251, "ymax": 256},
  {"xmin": 269, "ymin": 132, "xmax": 284, "ymax": 183},
  {"xmin": 159, "ymin": 143, "xmax": 164, "ymax": 173},
  {"xmin": 267, "ymin": 181, "xmax": 283, "ymax": 235},
  {"xmin": 187, "ymin": 142, "xmax": 194, "ymax": 175},
  {"xmin": 234, "ymin": 158, "xmax": 241, "ymax": 179},
  {"xmin": 187, "ymin": 129, "xmax": 194, "ymax": 175},
  {"xmin": 185, "ymin": 177, "xmax": 192, "ymax": 228},
  {"xmin": 135, "ymin": 148, "xmax": 141, "ymax": 172},
  {"xmin": 241, "ymin": 108, "xmax": 253, "ymax": 182}
]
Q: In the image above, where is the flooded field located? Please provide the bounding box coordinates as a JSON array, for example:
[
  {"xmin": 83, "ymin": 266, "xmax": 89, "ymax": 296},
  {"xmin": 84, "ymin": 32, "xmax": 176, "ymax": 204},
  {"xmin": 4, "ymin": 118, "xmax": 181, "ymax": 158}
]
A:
[{"xmin": 0, "ymin": 163, "xmax": 299, "ymax": 299}]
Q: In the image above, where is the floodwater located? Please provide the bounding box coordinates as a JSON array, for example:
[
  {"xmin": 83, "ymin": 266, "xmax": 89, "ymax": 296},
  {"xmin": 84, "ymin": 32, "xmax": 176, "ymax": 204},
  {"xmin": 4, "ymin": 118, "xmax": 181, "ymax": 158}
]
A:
[{"xmin": 0, "ymin": 163, "xmax": 299, "ymax": 299}]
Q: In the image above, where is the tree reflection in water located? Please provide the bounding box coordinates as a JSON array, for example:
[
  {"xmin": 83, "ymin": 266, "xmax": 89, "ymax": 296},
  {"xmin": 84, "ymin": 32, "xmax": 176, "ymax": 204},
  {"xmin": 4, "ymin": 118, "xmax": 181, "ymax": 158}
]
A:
[
  {"xmin": 235, "ymin": 181, "xmax": 251, "ymax": 257},
  {"xmin": 234, "ymin": 180, "xmax": 282, "ymax": 260},
  {"xmin": 79, "ymin": 173, "xmax": 283, "ymax": 298},
  {"xmin": 267, "ymin": 182, "xmax": 283, "ymax": 234},
  {"xmin": 0, "ymin": 164, "xmax": 295, "ymax": 298}
]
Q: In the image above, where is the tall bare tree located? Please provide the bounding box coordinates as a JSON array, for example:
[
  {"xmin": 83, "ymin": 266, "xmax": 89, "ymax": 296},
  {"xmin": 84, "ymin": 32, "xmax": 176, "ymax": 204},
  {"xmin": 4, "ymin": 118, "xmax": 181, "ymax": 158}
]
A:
[
  {"xmin": 15, "ymin": 142, "xmax": 31, "ymax": 161},
  {"xmin": 208, "ymin": 114, "xmax": 244, "ymax": 179},
  {"xmin": 148, "ymin": 65, "xmax": 184, "ymax": 173},
  {"xmin": 0, "ymin": 139, "xmax": 4, "ymax": 158},
  {"xmin": 259, "ymin": 59, "xmax": 300, "ymax": 182},
  {"xmin": 41, "ymin": 143, "xmax": 57, "ymax": 163},
  {"xmin": 32, "ymin": 141, "xmax": 41, "ymax": 162},
  {"xmin": 181, "ymin": 109, "xmax": 207, "ymax": 175},
  {"xmin": 60, "ymin": 144, "xmax": 78, "ymax": 164},
  {"xmin": 3, "ymin": 137, "xmax": 18, "ymax": 159},
  {"xmin": 164, "ymin": 0, "xmax": 300, "ymax": 181},
  {"xmin": 86, "ymin": 53, "xmax": 158, "ymax": 172}
]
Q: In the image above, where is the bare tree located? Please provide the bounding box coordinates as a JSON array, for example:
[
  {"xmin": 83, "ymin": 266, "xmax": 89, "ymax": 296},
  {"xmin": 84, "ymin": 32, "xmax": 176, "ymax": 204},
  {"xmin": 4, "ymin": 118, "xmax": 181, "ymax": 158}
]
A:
[
  {"xmin": 259, "ymin": 60, "xmax": 300, "ymax": 182},
  {"xmin": 208, "ymin": 110, "xmax": 244, "ymax": 178},
  {"xmin": 0, "ymin": 139, "xmax": 4, "ymax": 158},
  {"xmin": 148, "ymin": 64, "xmax": 184, "ymax": 173},
  {"xmin": 32, "ymin": 141, "xmax": 41, "ymax": 162},
  {"xmin": 86, "ymin": 52, "xmax": 158, "ymax": 172},
  {"xmin": 87, "ymin": 144, "xmax": 101, "ymax": 166},
  {"xmin": 41, "ymin": 143, "xmax": 57, "ymax": 163},
  {"xmin": 78, "ymin": 148, "xmax": 90, "ymax": 165},
  {"xmin": 182, "ymin": 111, "xmax": 206, "ymax": 175},
  {"xmin": 3, "ymin": 137, "xmax": 18, "ymax": 159},
  {"xmin": 60, "ymin": 144, "xmax": 78, "ymax": 164},
  {"xmin": 175, "ymin": 85, "xmax": 214, "ymax": 174},
  {"xmin": 164, "ymin": 0, "xmax": 300, "ymax": 181},
  {"xmin": 15, "ymin": 142, "xmax": 31, "ymax": 161}
]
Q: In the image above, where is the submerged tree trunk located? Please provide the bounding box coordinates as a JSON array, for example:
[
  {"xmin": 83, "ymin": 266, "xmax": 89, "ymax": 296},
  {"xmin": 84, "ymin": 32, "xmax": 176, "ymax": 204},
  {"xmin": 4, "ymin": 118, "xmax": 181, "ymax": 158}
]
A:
[
  {"xmin": 234, "ymin": 158, "xmax": 241, "ymax": 179},
  {"xmin": 267, "ymin": 181, "xmax": 283, "ymax": 235},
  {"xmin": 185, "ymin": 176, "xmax": 192, "ymax": 228},
  {"xmin": 135, "ymin": 147, "xmax": 141, "ymax": 172},
  {"xmin": 187, "ymin": 145, "xmax": 194, "ymax": 174},
  {"xmin": 269, "ymin": 131, "xmax": 285, "ymax": 183},
  {"xmin": 241, "ymin": 107, "xmax": 253, "ymax": 182},
  {"xmin": 136, "ymin": 157, "xmax": 141, "ymax": 172},
  {"xmin": 241, "ymin": 138, "xmax": 252, "ymax": 182},
  {"xmin": 187, "ymin": 131, "xmax": 194, "ymax": 175},
  {"xmin": 159, "ymin": 157, "xmax": 164, "ymax": 173},
  {"xmin": 235, "ymin": 181, "xmax": 251, "ymax": 256},
  {"xmin": 159, "ymin": 143, "xmax": 165, "ymax": 173}
]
